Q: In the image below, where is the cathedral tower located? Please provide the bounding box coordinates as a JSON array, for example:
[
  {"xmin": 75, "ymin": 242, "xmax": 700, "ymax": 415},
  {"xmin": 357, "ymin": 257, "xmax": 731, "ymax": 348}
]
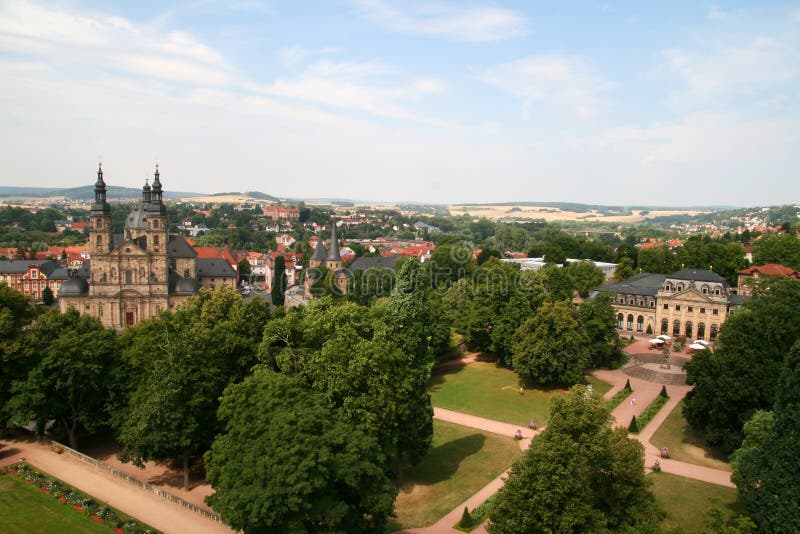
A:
[{"xmin": 89, "ymin": 163, "xmax": 113, "ymax": 255}]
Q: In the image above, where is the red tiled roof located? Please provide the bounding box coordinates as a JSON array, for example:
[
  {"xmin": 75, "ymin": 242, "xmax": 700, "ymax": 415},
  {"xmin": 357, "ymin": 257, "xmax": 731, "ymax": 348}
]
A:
[{"xmin": 738, "ymin": 264, "xmax": 800, "ymax": 277}]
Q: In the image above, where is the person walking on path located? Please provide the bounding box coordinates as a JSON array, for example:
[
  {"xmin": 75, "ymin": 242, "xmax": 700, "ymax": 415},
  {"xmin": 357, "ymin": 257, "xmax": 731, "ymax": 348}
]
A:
[{"xmin": 631, "ymin": 397, "xmax": 637, "ymax": 406}]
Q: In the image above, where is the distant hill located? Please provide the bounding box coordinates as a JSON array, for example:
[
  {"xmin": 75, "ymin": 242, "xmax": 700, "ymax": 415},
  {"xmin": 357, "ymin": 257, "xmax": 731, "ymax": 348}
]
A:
[
  {"xmin": 452, "ymin": 201, "xmax": 741, "ymax": 211},
  {"xmin": 0, "ymin": 185, "xmax": 204, "ymax": 200}
]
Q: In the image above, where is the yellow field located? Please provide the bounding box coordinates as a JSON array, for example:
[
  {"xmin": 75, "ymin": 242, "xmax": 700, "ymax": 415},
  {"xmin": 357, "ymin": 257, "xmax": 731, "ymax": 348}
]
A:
[{"xmin": 447, "ymin": 205, "xmax": 705, "ymax": 223}]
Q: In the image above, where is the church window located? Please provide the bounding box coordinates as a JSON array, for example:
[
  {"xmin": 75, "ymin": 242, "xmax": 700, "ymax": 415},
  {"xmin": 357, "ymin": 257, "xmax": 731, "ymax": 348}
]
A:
[
  {"xmin": 110, "ymin": 268, "xmax": 116, "ymax": 279},
  {"xmin": 102, "ymin": 273, "xmax": 107, "ymax": 282},
  {"xmin": 184, "ymin": 268, "xmax": 190, "ymax": 278},
  {"xmin": 125, "ymin": 270, "xmax": 132, "ymax": 284},
  {"xmin": 97, "ymin": 235, "xmax": 102, "ymax": 246},
  {"xmin": 153, "ymin": 235, "xmax": 159, "ymax": 245}
]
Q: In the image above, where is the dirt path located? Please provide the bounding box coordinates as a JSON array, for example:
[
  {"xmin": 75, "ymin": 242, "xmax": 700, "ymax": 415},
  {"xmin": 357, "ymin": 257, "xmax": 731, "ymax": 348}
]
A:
[{"xmin": 0, "ymin": 437, "xmax": 234, "ymax": 534}]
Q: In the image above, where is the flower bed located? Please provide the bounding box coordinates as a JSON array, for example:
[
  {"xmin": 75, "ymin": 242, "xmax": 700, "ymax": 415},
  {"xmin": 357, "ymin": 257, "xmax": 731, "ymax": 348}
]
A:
[{"xmin": 1, "ymin": 462, "xmax": 158, "ymax": 533}]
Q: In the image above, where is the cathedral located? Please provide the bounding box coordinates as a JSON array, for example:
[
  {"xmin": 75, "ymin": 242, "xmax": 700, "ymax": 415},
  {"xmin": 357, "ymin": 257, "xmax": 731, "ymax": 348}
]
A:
[{"xmin": 58, "ymin": 165, "xmax": 236, "ymax": 330}]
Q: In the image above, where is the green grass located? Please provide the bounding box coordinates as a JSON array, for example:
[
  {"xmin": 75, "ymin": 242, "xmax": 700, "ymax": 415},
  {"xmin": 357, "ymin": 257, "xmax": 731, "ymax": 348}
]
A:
[
  {"xmin": 390, "ymin": 420, "xmax": 522, "ymax": 530},
  {"xmin": 650, "ymin": 472, "xmax": 746, "ymax": 532},
  {"xmin": 650, "ymin": 401, "xmax": 730, "ymax": 470},
  {"xmin": 431, "ymin": 362, "xmax": 611, "ymax": 427},
  {"xmin": 0, "ymin": 474, "xmax": 109, "ymax": 534}
]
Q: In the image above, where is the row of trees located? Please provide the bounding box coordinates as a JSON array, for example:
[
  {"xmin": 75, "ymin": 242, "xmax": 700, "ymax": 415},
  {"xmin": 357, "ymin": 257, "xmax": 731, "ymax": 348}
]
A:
[
  {"xmin": 442, "ymin": 259, "xmax": 620, "ymax": 385},
  {"xmin": 1, "ymin": 261, "xmax": 448, "ymax": 532},
  {"xmin": 683, "ymin": 278, "xmax": 800, "ymax": 531}
]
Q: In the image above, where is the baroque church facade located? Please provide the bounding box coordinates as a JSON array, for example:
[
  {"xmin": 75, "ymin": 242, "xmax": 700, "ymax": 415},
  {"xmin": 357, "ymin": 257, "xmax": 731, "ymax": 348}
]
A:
[
  {"xmin": 59, "ymin": 165, "xmax": 235, "ymax": 330},
  {"xmin": 303, "ymin": 223, "xmax": 349, "ymax": 298}
]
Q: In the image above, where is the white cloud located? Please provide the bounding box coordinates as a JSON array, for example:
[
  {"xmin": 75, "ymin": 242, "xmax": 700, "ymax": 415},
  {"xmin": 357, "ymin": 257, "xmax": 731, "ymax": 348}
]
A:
[
  {"xmin": 663, "ymin": 35, "xmax": 798, "ymax": 106},
  {"xmin": 279, "ymin": 45, "xmax": 342, "ymax": 67},
  {"xmin": 480, "ymin": 53, "xmax": 611, "ymax": 119},
  {"xmin": 707, "ymin": 5, "xmax": 728, "ymax": 21},
  {"xmin": 354, "ymin": 0, "xmax": 524, "ymax": 41}
]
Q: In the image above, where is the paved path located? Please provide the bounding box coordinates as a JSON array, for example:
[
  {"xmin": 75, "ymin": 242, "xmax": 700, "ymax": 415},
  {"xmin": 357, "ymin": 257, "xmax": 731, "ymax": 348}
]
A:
[{"xmin": 0, "ymin": 437, "xmax": 234, "ymax": 534}]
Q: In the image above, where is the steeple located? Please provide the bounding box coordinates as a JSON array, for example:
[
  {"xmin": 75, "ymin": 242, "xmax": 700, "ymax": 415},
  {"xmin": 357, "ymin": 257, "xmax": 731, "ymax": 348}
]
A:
[
  {"xmin": 145, "ymin": 164, "xmax": 167, "ymax": 216},
  {"xmin": 327, "ymin": 222, "xmax": 342, "ymax": 263},
  {"xmin": 91, "ymin": 162, "xmax": 111, "ymax": 216},
  {"xmin": 142, "ymin": 178, "xmax": 151, "ymax": 203},
  {"xmin": 310, "ymin": 236, "xmax": 327, "ymax": 267}
]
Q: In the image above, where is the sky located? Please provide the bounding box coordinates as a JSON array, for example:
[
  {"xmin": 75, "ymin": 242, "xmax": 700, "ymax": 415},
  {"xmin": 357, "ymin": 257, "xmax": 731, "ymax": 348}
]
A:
[{"xmin": 1, "ymin": 1, "xmax": 799, "ymax": 206}]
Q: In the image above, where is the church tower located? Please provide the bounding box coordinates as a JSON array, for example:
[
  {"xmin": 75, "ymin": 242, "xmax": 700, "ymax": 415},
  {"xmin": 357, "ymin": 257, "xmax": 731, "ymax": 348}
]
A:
[
  {"xmin": 326, "ymin": 223, "xmax": 343, "ymax": 271},
  {"xmin": 144, "ymin": 164, "xmax": 168, "ymax": 255},
  {"xmin": 89, "ymin": 163, "xmax": 113, "ymax": 255}
]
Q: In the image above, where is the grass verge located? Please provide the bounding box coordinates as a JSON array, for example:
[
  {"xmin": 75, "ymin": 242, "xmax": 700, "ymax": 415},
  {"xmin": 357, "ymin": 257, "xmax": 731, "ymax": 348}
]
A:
[
  {"xmin": 650, "ymin": 401, "xmax": 730, "ymax": 470},
  {"xmin": 390, "ymin": 420, "xmax": 521, "ymax": 530},
  {"xmin": 650, "ymin": 472, "xmax": 746, "ymax": 532}
]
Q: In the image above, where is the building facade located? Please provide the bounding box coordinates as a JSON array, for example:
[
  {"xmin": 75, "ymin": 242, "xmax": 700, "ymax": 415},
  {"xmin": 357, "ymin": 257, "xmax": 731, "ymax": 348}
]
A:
[
  {"xmin": 58, "ymin": 165, "xmax": 236, "ymax": 330},
  {"xmin": 736, "ymin": 263, "xmax": 800, "ymax": 296},
  {"xmin": 592, "ymin": 268, "xmax": 748, "ymax": 341},
  {"xmin": 0, "ymin": 260, "xmax": 70, "ymax": 301}
]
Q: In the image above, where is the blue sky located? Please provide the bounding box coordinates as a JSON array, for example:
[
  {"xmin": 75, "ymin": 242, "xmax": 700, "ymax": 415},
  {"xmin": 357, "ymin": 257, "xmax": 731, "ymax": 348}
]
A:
[{"xmin": 1, "ymin": 1, "xmax": 798, "ymax": 206}]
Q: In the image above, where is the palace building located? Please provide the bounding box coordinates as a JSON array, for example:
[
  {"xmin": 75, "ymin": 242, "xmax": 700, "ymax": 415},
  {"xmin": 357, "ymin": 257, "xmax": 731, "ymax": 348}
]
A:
[
  {"xmin": 58, "ymin": 165, "xmax": 236, "ymax": 330},
  {"xmin": 591, "ymin": 268, "xmax": 748, "ymax": 341}
]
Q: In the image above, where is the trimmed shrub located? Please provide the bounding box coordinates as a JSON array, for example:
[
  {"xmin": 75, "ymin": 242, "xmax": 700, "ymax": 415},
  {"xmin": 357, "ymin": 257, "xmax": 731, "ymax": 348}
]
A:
[
  {"xmin": 459, "ymin": 506, "xmax": 473, "ymax": 529},
  {"xmin": 628, "ymin": 415, "xmax": 639, "ymax": 433},
  {"xmin": 659, "ymin": 385, "xmax": 669, "ymax": 398}
]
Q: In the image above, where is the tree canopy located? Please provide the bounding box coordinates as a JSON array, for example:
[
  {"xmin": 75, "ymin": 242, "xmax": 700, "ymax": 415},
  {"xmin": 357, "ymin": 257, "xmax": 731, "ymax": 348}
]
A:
[
  {"xmin": 684, "ymin": 279, "xmax": 800, "ymax": 453},
  {"xmin": 205, "ymin": 369, "xmax": 396, "ymax": 533},
  {"xmin": 512, "ymin": 300, "xmax": 590, "ymax": 386},
  {"xmin": 489, "ymin": 386, "xmax": 659, "ymax": 533}
]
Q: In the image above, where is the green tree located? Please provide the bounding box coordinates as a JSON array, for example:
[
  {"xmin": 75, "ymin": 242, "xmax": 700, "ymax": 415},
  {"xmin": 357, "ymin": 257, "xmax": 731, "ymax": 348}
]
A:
[
  {"xmin": 41, "ymin": 286, "xmax": 54, "ymax": 306},
  {"xmin": 730, "ymin": 341, "xmax": 800, "ymax": 531},
  {"xmin": 8, "ymin": 309, "xmax": 117, "ymax": 449},
  {"xmin": 236, "ymin": 257, "xmax": 251, "ymax": 275},
  {"xmin": 271, "ymin": 255, "xmax": 287, "ymax": 307},
  {"xmin": 488, "ymin": 386, "xmax": 658, "ymax": 533},
  {"xmin": 566, "ymin": 260, "xmax": 605, "ymax": 298},
  {"xmin": 512, "ymin": 300, "xmax": 589, "ymax": 386},
  {"xmin": 579, "ymin": 292, "xmax": 623, "ymax": 368},
  {"xmin": 0, "ymin": 284, "xmax": 35, "ymax": 428},
  {"xmin": 684, "ymin": 279, "xmax": 800, "ymax": 452},
  {"xmin": 751, "ymin": 233, "xmax": 800, "ymax": 270},
  {"xmin": 205, "ymin": 369, "xmax": 396, "ymax": 533},
  {"xmin": 115, "ymin": 287, "xmax": 268, "ymax": 488},
  {"xmin": 615, "ymin": 257, "xmax": 635, "ymax": 280}
]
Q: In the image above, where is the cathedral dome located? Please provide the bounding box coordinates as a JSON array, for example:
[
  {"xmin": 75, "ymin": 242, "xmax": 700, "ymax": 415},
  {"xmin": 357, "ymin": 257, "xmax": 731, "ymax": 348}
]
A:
[
  {"xmin": 125, "ymin": 203, "xmax": 148, "ymax": 230},
  {"xmin": 58, "ymin": 276, "xmax": 89, "ymax": 297}
]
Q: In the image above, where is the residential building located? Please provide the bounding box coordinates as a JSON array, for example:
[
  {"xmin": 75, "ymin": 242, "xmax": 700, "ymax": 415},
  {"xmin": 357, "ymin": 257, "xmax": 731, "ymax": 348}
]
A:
[
  {"xmin": 737, "ymin": 264, "xmax": 800, "ymax": 296},
  {"xmin": 0, "ymin": 259, "xmax": 71, "ymax": 301}
]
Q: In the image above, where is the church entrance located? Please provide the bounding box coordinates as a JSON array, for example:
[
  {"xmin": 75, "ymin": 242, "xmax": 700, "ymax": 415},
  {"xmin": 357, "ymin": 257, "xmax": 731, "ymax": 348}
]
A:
[{"xmin": 125, "ymin": 311, "xmax": 135, "ymax": 326}]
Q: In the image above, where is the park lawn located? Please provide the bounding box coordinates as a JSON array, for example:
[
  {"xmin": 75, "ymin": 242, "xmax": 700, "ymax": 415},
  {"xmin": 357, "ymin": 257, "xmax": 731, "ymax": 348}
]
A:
[
  {"xmin": 0, "ymin": 474, "xmax": 109, "ymax": 534},
  {"xmin": 390, "ymin": 420, "xmax": 522, "ymax": 530},
  {"xmin": 650, "ymin": 472, "xmax": 746, "ymax": 532},
  {"xmin": 650, "ymin": 401, "xmax": 730, "ymax": 470},
  {"xmin": 430, "ymin": 361, "xmax": 611, "ymax": 427}
]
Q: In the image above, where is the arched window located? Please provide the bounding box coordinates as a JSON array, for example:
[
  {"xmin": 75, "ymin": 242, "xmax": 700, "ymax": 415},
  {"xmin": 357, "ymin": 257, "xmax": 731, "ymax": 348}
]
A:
[
  {"xmin": 96, "ymin": 235, "xmax": 102, "ymax": 246},
  {"xmin": 673, "ymin": 320, "xmax": 681, "ymax": 337},
  {"xmin": 636, "ymin": 315, "xmax": 644, "ymax": 332},
  {"xmin": 617, "ymin": 313, "xmax": 624, "ymax": 329},
  {"xmin": 125, "ymin": 270, "xmax": 132, "ymax": 284},
  {"xmin": 661, "ymin": 318, "xmax": 669, "ymax": 335},
  {"xmin": 710, "ymin": 324, "xmax": 719, "ymax": 341},
  {"xmin": 153, "ymin": 235, "xmax": 159, "ymax": 245},
  {"xmin": 697, "ymin": 323, "xmax": 705, "ymax": 340},
  {"xmin": 685, "ymin": 321, "xmax": 693, "ymax": 338},
  {"xmin": 627, "ymin": 314, "xmax": 634, "ymax": 331}
]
